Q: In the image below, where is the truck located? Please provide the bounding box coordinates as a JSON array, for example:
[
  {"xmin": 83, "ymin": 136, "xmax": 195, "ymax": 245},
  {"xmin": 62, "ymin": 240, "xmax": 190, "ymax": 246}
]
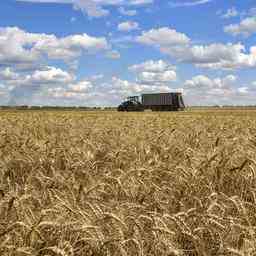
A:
[{"xmin": 117, "ymin": 92, "xmax": 185, "ymax": 112}]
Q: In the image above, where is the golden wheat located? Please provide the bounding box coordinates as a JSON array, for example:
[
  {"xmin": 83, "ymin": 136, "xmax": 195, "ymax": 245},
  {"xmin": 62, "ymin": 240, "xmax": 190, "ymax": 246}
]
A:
[{"xmin": 1, "ymin": 109, "xmax": 256, "ymax": 255}]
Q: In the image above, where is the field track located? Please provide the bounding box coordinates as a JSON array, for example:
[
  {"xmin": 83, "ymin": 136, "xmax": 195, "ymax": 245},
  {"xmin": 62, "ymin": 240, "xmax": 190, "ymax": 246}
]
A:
[{"xmin": 1, "ymin": 109, "xmax": 256, "ymax": 255}]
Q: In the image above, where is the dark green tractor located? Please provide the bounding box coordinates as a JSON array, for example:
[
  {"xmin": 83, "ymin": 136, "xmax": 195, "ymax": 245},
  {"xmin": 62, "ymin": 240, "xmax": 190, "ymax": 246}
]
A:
[{"xmin": 117, "ymin": 96, "xmax": 144, "ymax": 112}]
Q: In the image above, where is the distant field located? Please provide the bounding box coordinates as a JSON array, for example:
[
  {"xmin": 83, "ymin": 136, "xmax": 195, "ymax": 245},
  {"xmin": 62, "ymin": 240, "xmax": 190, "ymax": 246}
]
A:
[{"xmin": 1, "ymin": 110, "xmax": 256, "ymax": 255}]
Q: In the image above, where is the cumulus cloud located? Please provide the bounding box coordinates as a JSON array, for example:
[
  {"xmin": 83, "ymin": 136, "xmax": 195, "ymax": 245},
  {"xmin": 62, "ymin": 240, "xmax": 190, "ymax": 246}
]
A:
[
  {"xmin": 0, "ymin": 59, "xmax": 177, "ymax": 106},
  {"xmin": 169, "ymin": 0, "xmax": 213, "ymax": 8},
  {"xmin": 0, "ymin": 68, "xmax": 20, "ymax": 81},
  {"xmin": 47, "ymin": 84, "xmax": 92, "ymax": 101},
  {"xmin": 5, "ymin": 66, "xmax": 80, "ymax": 102},
  {"xmin": 136, "ymin": 27, "xmax": 256, "ymax": 70},
  {"xmin": 1, "ymin": 66, "xmax": 72, "ymax": 91},
  {"xmin": 129, "ymin": 59, "xmax": 176, "ymax": 72},
  {"xmin": 89, "ymin": 74, "xmax": 104, "ymax": 81},
  {"xmin": 0, "ymin": 27, "xmax": 109, "ymax": 70},
  {"xmin": 118, "ymin": 7, "xmax": 137, "ymax": 16},
  {"xmin": 137, "ymin": 71, "xmax": 176, "ymax": 83},
  {"xmin": 46, "ymin": 78, "xmax": 101, "ymax": 105},
  {"xmin": 236, "ymin": 81, "xmax": 256, "ymax": 95},
  {"xmin": 184, "ymin": 74, "xmax": 237, "ymax": 90},
  {"xmin": 28, "ymin": 66, "xmax": 74, "ymax": 85},
  {"xmin": 118, "ymin": 21, "xmax": 139, "ymax": 32},
  {"xmin": 68, "ymin": 80, "xmax": 93, "ymax": 92},
  {"xmin": 165, "ymin": 43, "xmax": 256, "ymax": 69},
  {"xmin": 0, "ymin": 27, "xmax": 41, "ymax": 69},
  {"xmin": 224, "ymin": 16, "xmax": 256, "ymax": 37},
  {"xmin": 43, "ymin": 66, "xmax": 177, "ymax": 105},
  {"xmin": 2, "ymin": 63, "xmax": 255, "ymax": 107},
  {"xmin": 0, "ymin": 65, "xmax": 98, "ymax": 105},
  {"xmin": 45, "ymin": 75, "xmax": 173, "ymax": 106},
  {"xmin": 136, "ymin": 27, "xmax": 190, "ymax": 46},
  {"xmin": 183, "ymin": 75, "xmax": 245, "ymax": 106},
  {"xmin": 17, "ymin": 0, "xmax": 153, "ymax": 18},
  {"xmin": 33, "ymin": 32, "xmax": 109, "ymax": 60},
  {"xmin": 129, "ymin": 60, "xmax": 177, "ymax": 84},
  {"xmin": 109, "ymin": 76, "xmax": 171, "ymax": 97},
  {"xmin": 0, "ymin": 61, "xmax": 175, "ymax": 106},
  {"xmin": 183, "ymin": 74, "xmax": 256, "ymax": 106}
]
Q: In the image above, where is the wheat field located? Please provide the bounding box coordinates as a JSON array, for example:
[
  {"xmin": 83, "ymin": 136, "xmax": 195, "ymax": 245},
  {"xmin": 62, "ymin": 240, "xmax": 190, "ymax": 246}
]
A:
[{"xmin": 1, "ymin": 109, "xmax": 256, "ymax": 256}]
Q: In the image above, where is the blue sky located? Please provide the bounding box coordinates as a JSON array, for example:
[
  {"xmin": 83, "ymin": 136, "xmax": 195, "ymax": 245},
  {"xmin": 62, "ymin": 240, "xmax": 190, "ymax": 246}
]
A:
[{"xmin": 0, "ymin": 0, "xmax": 256, "ymax": 106}]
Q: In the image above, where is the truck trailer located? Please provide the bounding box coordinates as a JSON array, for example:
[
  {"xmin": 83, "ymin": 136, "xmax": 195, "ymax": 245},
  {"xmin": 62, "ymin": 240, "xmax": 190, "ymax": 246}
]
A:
[{"xmin": 118, "ymin": 92, "xmax": 185, "ymax": 112}]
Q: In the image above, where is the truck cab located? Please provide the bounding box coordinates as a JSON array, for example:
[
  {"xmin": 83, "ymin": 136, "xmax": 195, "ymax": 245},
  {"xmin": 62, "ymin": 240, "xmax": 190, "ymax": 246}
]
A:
[{"xmin": 117, "ymin": 96, "xmax": 144, "ymax": 112}]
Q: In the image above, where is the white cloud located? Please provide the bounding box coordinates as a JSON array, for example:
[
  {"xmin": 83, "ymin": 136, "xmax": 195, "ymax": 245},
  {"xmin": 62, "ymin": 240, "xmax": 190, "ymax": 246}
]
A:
[
  {"xmin": 221, "ymin": 7, "xmax": 239, "ymax": 19},
  {"xmin": 109, "ymin": 76, "xmax": 171, "ymax": 97},
  {"xmin": 164, "ymin": 43, "xmax": 256, "ymax": 69},
  {"xmin": 236, "ymin": 81, "xmax": 256, "ymax": 95},
  {"xmin": 129, "ymin": 60, "xmax": 177, "ymax": 84},
  {"xmin": 34, "ymin": 33, "xmax": 109, "ymax": 60},
  {"xmin": 192, "ymin": 45, "xmax": 256, "ymax": 69},
  {"xmin": 17, "ymin": 0, "xmax": 153, "ymax": 18},
  {"xmin": 129, "ymin": 59, "xmax": 176, "ymax": 72},
  {"xmin": 237, "ymin": 87, "xmax": 249, "ymax": 94},
  {"xmin": 169, "ymin": 0, "xmax": 213, "ymax": 8},
  {"xmin": 128, "ymin": 0, "xmax": 153, "ymax": 4},
  {"xmin": 45, "ymin": 75, "xmax": 173, "ymax": 106},
  {"xmin": 224, "ymin": 16, "xmax": 256, "ymax": 37},
  {"xmin": 118, "ymin": 7, "xmax": 137, "ymax": 16},
  {"xmin": 89, "ymin": 74, "xmax": 104, "ymax": 81},
  {"xmin": 0, "ymin": 27, "xmax": 109, "ymax": 69},
  {"xmin": 68, "ymin": 80, "xmax": 93, "ymax": 92},
  {"xmin": 0, "ymin": 27, "xmax": 41, "ymax": 69},
  {"xmin": 0, "ymin": 83, "xmax": 9, "ymax": 100},
  {"xmin": 0, "ymin": 66, "xmax": 74, "ymax": 90},
  {"xmin": 28, "ymin": 66, "xmax": 74, "ymax": 84},
  {"xmin": 0, "ymin": 65, "xmax": 98, "ymax": 105},
  {"xmin": 136, "ymin": 27, "xmax": 256, "ymax": 70},
  {"xmin": 0, "ymin": 68, "xmax": 20, "ymax": 81},
  {"xmin": 47, "ymin": 87, "xmax": 90, "ymax": 100},
  {"xmin": 183, "ymin": 75, "xmax": 247, "ymax": 106},
  {"xmin": 136, "ymin": 27, "xmax": 190, "ymax": 46},
  {"xmin": 184, "ymin": 75, "xmax": 237, "ymax": 90},
  {"xmin": 3, "ymin": 63, "xmax": 255, "ymax": 107},
  {"xmin": 118, "ymin": 21, "xmax": 139, "ymax": 31},
  {"xmin": 110, "ymin": 35, "xmax": 135, "ymax": 46},
  {"xmin": 0, "ymin": 62, "xmax": 173, "ymax": 106},
  {"xmin": 137, "ymin": 70, "xmax": 176, "ymax": 83}
]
